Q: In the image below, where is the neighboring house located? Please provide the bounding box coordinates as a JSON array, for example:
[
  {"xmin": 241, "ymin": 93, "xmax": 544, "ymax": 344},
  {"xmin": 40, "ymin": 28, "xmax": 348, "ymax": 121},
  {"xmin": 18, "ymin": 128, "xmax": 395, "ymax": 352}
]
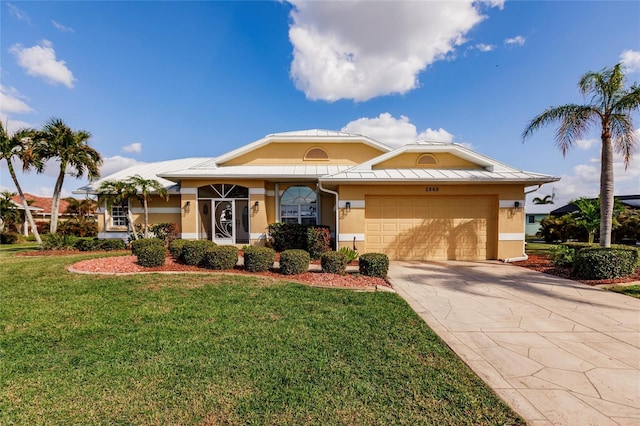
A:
[
  {"xmin": 76, "ymin": 130, "xmax": 558, "ymax": 261},
  {"xmin": 3, "ymin": 199, "xmax": 43, "ymax": 235},
  {"xmin": 9, "ymin": 193, "xmax": 71, "ymax": 236},
  {"xmin": 524, "ymin": 203, "xmax": 554, "ymax": 237},
  {"xmin": 550, "ymin": 195, "xmax": 640, "ymax": 216}
]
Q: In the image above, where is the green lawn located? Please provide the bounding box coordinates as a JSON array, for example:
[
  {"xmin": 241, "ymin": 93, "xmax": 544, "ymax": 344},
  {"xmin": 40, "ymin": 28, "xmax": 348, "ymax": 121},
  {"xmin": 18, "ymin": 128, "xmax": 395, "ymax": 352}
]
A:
[
  {"xmin": 0, "ymin": 251, "xmax": 523, "ymax": 425},
  {"xmin": 525, "ymin": 242, "xmax": 554, "ymax": 255},
  {"xmin": 608, "ymin": 285, "xmax": 640, "ymax": 298}
]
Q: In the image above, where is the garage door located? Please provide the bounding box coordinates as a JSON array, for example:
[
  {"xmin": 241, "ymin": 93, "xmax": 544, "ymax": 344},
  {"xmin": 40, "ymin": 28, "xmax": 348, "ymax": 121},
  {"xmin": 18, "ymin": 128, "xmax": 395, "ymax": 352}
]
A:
[{"xmin": 365, "ymin": 196, "xmax": 496, "ymax": 261}]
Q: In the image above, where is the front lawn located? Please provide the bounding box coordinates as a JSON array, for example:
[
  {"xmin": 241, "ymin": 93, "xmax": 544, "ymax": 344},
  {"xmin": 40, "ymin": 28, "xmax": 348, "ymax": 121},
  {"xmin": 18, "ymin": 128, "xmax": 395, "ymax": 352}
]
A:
[
  {"xmin": 0, "ymin": 253, "xmax": 523, "ymax": 425},
  {"xmin": 607, "ymin": 284, "xmax": 640, "ymax": 298}
]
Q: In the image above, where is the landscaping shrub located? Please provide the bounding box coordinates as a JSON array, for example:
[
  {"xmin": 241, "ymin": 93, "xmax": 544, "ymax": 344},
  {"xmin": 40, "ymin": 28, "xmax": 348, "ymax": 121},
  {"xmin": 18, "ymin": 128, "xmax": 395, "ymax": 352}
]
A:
[
  {"xmin": 573, "ymin": 246, "xmax": 639, "ymax": 280},
  {"xmin": 58, "ymin": 218, "xmax": 98, "ymax": 237},
  {"xmin": 279, "ymin": 249, "xmax": 310, "ymax": 275},
  {"xmin": 136, "ymin": 244, "xmax": 166, "ymax": 267},
  {"xmin": 130, "ymin": 238, "xmax": 164, "ymax": 256},
  {"xmin": 549, "ymin": 245, "xmax": 576, "ymax": 267},
  {"xmin": 181, "ymin": 240, "xmax": 217, "ymax": 266},
  {"xmin": 150, "ymin": 222, "xmax": 180, "ymax": 244},
  {"xmin": 0, "ymin": 231, "xmax": 20, "ymax": 244},
  {"xmin": 74, "ymin": 238, "xmax": 99, "ymax": 251},
  {"xmin": 268, "ymin": 222, "xmax": 307, "ymax": 251},
  {"xmin": 41, "ymin": 233, "xmax": 77, "ymax": 250},
  {"xmin": 338, "ymin": 246, "xmax": 359, "ymax": 263},
  {"xmin": 243, "ymin": 246, "xmax": 275, "ymax": 272},
  {"xmin": 97, "ymin": 239, "xmax": 126, "ymax": 251},
  {"xmin": 307, "ymin": 226, "xmax": 331, "ymax": 259},
  {"xmin": 169, "ymin": 239, "xmax": 188, "ymax": 260},
  {"xmin": 202, "ymin": 245, "xmax": 238, "ymax": 270},
  {"xmin": 320, "ymin": 251, "xmax": 348, "ymax": 275},
  {"xmin": 359, "ymin": 253, "xmax": 389, "ymax": 278}
]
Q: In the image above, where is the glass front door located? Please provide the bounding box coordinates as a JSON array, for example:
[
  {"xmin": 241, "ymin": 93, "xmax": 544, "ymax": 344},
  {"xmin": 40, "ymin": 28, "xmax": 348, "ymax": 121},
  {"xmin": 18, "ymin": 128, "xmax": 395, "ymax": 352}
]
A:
[{"xmin": 214, "ymin": 200, "xmax": 234, "ymax": 244}]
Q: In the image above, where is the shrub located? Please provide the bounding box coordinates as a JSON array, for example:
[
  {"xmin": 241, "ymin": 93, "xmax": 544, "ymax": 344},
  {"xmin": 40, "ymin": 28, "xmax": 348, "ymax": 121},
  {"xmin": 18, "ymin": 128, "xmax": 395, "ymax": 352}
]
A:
[
  {"xmin": 41, "ymin": 233, "xmax": 77, "ymax": 250},
  {"xmin": 359, "ymin": 253, "xmax": 389, "ymax": 278},
  {"xmin": 279, "ymin": 249, "xmax": 310, "ymax": 275},
  {"xmin": 243, "ymin": 246, "xmax": 275, "ymax": 272},
  {"xmin": 98, "ymin": 239, "xmax": 126, "ymax": 251},
  {"xmin": 0, "ymin": 232, "xmax": 20, "ymax": 244},
  {"xmin": 181, "ymin": 240, "xmax": 217, "ymax": 266},
  {"xmin": 150, "ymin": 222, "xmax": 180, "ymax": 244},
  {"xmin": 130, "ymin": 238, "xmax": 164, "ymax": 256},
  {"xmin": 307, "ymin": 226, "xmax": 331, "ymax": 259},
  {"xmin": 136, "ymin": 244, "xmax": 166, "ymax": 267},
  {"xmin": 203, "ymin": 245, "xmax": 238, "ymax": 270},
  {"xmin": 58, "ymin": 218, "xmax": 98, "ymax": 237},
  {"xmin": 338, "ymin": 246, "xmax": 359, "ymax": 263},
  {"xmin": 320, "ymin": 251, "xmax": 348, "ymax": 275},
  {"xmin": 74, "ymin": 238, "xmax": 99, "ymax": 251},
  {"xmin": 169, "ymin": 239, "xmax": 188, "ymax": 260},
  {"xmin": 573, "ymin": 246, "xmax": 639, "ymax": 280},
  {"xmin": 549, "ymin": 245, "xmax": 576, "ymax": 267},
  {"xmin": 268, "ymin": 222, "xmax": 307, "ymax": 251}
]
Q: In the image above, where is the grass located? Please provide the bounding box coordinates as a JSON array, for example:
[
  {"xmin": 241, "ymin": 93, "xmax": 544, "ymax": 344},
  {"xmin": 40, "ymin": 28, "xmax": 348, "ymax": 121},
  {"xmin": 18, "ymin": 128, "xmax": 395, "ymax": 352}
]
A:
[
  {"xmin": 525, "ymin": 242, "xmax": 554, "ymax": 255},
  {"xmin": 608, "ymin": 285, "xmax": 640, "ymax": 298},
  {"xmin": 0, "ymin": 251, "xmax": 523, "ymax": 425}
]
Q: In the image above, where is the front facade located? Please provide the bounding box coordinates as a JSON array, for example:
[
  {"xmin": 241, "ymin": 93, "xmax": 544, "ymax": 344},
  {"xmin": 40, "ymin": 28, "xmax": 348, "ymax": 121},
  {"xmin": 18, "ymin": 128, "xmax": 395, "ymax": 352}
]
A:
[{"xmin": 77, "ymin": 130, "xmax": 558, "ymax": 261}]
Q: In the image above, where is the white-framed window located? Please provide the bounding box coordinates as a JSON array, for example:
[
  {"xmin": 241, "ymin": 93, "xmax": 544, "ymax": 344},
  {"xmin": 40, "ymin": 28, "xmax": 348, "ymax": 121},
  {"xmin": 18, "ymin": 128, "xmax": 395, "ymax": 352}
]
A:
[
  {"xmin": 111, "ymin": 200, "xmax": 128, "ymax": 227},
  {"xmin": 280, "ymin": 185, "xmax": 317, "ymax": 225}
]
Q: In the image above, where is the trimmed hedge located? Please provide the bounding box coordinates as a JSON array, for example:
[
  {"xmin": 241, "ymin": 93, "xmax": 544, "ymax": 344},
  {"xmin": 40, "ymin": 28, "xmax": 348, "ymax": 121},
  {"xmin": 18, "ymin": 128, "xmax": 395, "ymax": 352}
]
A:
[
  {"xmin": 203, "ymin": 245, "xmax": 239, "ymax": 270},
  {"xmin": 359, "ymin": 253, "xmax": 389, "ymax": 278},
  {"xmin": 99, "ymin": 239, "xmax": 126, "ymax": 251},
  {"xmin": 168, "ymin": 239, "xmax": 188, "ymax": 260},
  {"xmin": 268, "ymin": 222, "xmax": 333, "ymax": 254},
  {"xmin": 279, "ymin": 249, "xmax": 310, "ymax": 275},
  {"xmin": 320, "ymin": 251, "xmax": 348, "ymax": 275},
  {"xmin": 573, "ymin": 246, "xmax": 639, "ymax": 280},
  {"xmin": 130, "ymin": 238, "xmax": 164, "ymax": 256},
  {"xmin": 182, "ymin": 240, "xmax": 217, "ymax": 266},
  {"xmin": 243, "ymin": 246, "xmax": 275, "ymax": 272},
  {"xmin": 136, "ymin": 244, "xmax": 166, "ymax": 267}
]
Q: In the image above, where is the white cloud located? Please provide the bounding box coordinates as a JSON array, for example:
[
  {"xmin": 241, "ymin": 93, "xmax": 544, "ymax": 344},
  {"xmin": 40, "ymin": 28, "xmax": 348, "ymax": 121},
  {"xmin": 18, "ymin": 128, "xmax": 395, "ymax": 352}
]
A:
[
  {"xmin": 620, "ymin": 49, "xmax": 640, "ymax": 74},
  {"xmin": 6, "ymin": 3, "xmax": 30, "ymax": 23},
  {"xmin": 474, "ymin": 43, "xmax": 495, "ymax": 52},
  {"xmin": 10, "ymin": 40, "xmax": 75, "ymax": 88},
  {"xmin": 122, "ymin": 143, "xmax": 142, "ymax": 154},
  {"xmin": 52, "ymin": 20, "xmax": 74, "ymax": 33},
  {"xmin": 0, "ymin": 113, "xmax": 33, "ymax": 134},
  {"xmin": 100, "ymin": 156, "xmax": 146, "ymax": 177},
  {"xmin": 0, "ymin": 85, "xmax": 33, "ymax": 114},
  {"xmin": 504, "ymin": 35, "xmax": 526, "ymax": 46},
  {"xmin": 287, "ymin": 0, "xmax": 502, "ymax": 102},
  {"xmin": 575, "ymin": 138, "xmax": 597, "ymax": 150},
  {"xmin": 341, "ymin": 112, "xmax": 456, "ymax": 148}
]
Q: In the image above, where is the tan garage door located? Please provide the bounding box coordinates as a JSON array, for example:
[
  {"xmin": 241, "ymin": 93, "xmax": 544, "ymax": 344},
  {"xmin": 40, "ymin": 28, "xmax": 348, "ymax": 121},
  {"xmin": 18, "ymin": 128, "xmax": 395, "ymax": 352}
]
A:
[{"xmin": 365, "ymin": 196, "xmax": 496, "ymax": 261}]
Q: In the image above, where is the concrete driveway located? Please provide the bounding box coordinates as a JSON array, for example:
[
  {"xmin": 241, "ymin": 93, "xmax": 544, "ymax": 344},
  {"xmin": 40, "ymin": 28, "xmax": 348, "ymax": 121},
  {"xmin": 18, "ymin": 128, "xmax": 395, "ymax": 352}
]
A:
[{"xmin": 388, "ymin": 261, "xmax": 640, "ymax": 426}]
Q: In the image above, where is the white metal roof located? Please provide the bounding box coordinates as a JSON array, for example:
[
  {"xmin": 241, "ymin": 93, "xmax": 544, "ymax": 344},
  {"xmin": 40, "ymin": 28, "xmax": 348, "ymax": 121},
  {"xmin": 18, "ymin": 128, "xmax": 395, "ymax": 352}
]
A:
[{"xmin": 160, "ymin": 164, "xmax": 351, "ymax": 179}]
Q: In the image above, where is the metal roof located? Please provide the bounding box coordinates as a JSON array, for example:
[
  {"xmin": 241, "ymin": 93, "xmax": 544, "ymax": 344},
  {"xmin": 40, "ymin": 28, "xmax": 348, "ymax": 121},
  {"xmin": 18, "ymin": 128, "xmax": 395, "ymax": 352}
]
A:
[{"xmin": 160, "ymin": 164, "xmax": 351, "ymax": 179}]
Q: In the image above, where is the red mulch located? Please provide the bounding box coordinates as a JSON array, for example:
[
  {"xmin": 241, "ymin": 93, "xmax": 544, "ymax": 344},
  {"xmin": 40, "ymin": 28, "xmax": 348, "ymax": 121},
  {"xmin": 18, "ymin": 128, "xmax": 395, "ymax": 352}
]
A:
[
  {"xmin": 64, "ymin": 253, "xmax": 389, "ymax": 290},
  {"xmin": 512, "ymin": 254, "xmax": 640, "ymax": 286}
]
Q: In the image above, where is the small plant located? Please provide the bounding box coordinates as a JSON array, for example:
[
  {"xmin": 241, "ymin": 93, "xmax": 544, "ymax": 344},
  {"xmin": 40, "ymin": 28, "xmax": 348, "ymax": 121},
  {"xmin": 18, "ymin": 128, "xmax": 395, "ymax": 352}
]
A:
[
  {"xmin": 150, "ymin": 222, "xmax": 180, "ymax": 244},
  {"xmin": 549, "ymin": 245, "xmax": 576, "ymax": 267},
  {"xmin": 136, "ymin": 244, "xmax": 166, "ymax": 267},
  {"xmin": 169, "ymin": 239, "xmax": 188, "ymax": 260},
  {"xmin": 320, "ymin": 251, "xmax": 348, "ymax": 275},
  {"xmin": 338, "ymin": 246, "xmax": 359, "ymax": 263},
  {"xmin": 181, "ymin": 240, "xmax": 217, "ymax": 266},
  {"xmin": 130, "ymin": 238, "xmax": 164, "ymax": 256},
  {"xmin": 359, "ymin": 253, "xmax": 389, "ymax": 278},
  {"xmin": 279, "ymin": 249, "xmax": 310, "ymax": 275},
  {"xmin": 202, "ymin": 245, "xmax": 238, "ymax": 270},
  {"xmin": 243, "ymin": 246, "xmax": 275, "ymax": 272}
]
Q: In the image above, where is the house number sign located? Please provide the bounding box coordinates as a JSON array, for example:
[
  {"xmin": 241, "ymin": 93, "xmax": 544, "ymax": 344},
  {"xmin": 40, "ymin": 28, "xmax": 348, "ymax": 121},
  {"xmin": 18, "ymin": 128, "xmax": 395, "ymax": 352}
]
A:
[{"xmin": 425, "ymin": 187, "xmax": 439, "ymax": 192}]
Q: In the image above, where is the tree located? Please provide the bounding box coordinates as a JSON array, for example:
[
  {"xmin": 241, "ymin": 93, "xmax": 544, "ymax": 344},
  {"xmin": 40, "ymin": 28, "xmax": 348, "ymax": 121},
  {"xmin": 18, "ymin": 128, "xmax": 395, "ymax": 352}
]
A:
[
  {"xmin": 128, "ymin": 175, "xmax": 169, "ymax": 238},
  {"xmin": 532, "ymin": 195, "xmax": 554, "ymax": 205},
  {"xmin": 0, "ymin": 191, "xmax": 21, "ymax": 233},
  {"xmin": 0, "ymin": 122, "xmax": 43, "ymax": 244},
  {"xmin": 523, "ymin": 63, "xmax": 640, "ymax": 247},
  {"xmin": 96, "ymin": 179, "xmax": 139, "ymax": 240},
  {"xmin": 39, "ymin": 118, "xmax": 102, "ymax": 234},
  {"xmin": 64, "ymin": 197, "xmax": 96, "ymax": 218},
  {"xmin": 571, "ymin": 198, "xmax": 601, "ymax": 244}
]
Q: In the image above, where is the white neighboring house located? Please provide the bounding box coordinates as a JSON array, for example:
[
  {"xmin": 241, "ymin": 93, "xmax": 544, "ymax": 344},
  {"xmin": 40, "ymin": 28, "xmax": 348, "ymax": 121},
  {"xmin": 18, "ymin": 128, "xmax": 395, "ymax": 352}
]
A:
[{"xmin": 525, "ymin": 203, "xmax": 554, "ymax": 237}]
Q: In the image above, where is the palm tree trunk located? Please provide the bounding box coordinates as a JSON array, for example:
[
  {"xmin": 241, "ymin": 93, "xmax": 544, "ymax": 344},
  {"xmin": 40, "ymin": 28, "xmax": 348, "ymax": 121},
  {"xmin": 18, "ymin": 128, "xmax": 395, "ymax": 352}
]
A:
[
  {"xmin": 599, "ymin": 131, "xmax": 614, "ymax": 247},
  {"xmin": 50, "ymin": 165, "xmax": 66, "ymax": 234},
  {"xmin": 127, "ymin": 203, "xmax": 138, "ymax": 240},
  {"xmin": 143, "ymin": 198, "xmax": 149, "ymax": 238},
  {"xmin": 7, "ymin": 159, "xmax": 42, "ymax": 244}
]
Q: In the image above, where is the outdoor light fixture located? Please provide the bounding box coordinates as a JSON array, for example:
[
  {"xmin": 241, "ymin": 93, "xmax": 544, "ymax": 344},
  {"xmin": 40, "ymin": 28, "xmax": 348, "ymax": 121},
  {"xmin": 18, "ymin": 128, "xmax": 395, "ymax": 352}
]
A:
[
  {"xmin": 345, "ymin": 201, "xmax": 351, "ymax": 212},
  {"xmin": 253, "ymin": 201, "xmax": 259, "ymax": 212},
  {"xmin": 514, "ymin": 201, "xmax": 520, "ymax": 209},
  {"xmin": 184, "ymin": 201, "xmax": 191, "ymax": 213}
]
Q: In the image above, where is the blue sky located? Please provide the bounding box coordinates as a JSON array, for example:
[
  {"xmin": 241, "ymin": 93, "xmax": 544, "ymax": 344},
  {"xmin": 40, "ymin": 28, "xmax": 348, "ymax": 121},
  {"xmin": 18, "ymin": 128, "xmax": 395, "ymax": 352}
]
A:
[{"xmin": 1, "ymin": 0, "xmax": 639, "ymax": 208}]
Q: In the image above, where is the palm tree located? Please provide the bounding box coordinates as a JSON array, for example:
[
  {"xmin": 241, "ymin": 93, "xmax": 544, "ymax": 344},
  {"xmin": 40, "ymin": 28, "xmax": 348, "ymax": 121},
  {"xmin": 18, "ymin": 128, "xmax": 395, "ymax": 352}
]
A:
[
  {"xmin": 128, "ymin": 175, "xmax": 169, "ymax": 238},
  {"xmin": 532, "ymin": 195, "xmax": 554, "ymax": 205},
  {"xmin": 39, "ymin": 118, "xmax": 102, "ymax": 234},
  {"xmin": 0, "ymin": 122, "xmax": 43, "ymax": 244},
  {"xmin": 96, "ymin": 179, "xmax": 139, "ymax": 240},
  {"xmin": 523, "ymin": 64, "xmax": 640, "ymax": 247},
  {"xmin": 64, "ymin": 197, "xmax": 96, "ymax": 218},
  {"xmin": 0, "ymin": 191, "xmax": 21, "ymax": 233}
]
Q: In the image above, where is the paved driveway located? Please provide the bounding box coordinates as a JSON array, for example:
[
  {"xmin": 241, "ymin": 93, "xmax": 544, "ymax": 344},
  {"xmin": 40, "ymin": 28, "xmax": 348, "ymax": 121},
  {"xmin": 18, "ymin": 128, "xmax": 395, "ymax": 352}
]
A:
[{"xmin": 388, "ymin": 261, "xmax": 640, "ymax": 426}]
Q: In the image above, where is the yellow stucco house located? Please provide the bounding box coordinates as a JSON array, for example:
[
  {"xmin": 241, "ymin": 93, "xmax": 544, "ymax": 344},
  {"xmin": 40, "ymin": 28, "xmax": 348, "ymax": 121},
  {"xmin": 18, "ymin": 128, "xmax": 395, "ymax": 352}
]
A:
[{"xmin": 76, "ymin": 130, "xmax": 558, "ymax": 261}]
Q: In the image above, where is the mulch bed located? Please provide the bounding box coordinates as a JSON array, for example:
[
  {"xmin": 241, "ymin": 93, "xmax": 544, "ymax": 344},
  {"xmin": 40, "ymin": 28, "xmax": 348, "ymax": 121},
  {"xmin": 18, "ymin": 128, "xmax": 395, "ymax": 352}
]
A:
[{"xmin": 511, "ymin": 254, "xmax": 640, "ymax": 286}]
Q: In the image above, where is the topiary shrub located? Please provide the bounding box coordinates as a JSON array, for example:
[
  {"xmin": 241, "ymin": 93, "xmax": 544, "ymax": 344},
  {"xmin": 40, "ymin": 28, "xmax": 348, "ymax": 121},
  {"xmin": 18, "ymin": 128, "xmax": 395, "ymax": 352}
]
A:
[
  {"xmin": 243, "ymin": 246, "xmax": 275, "ymax": 272},
  {"xmin": 279, "ymin": 249, "xmax": 310, "ymax": 275},
  {"xmin": 203, "ymin": 245, "xmax": 239, "ymax": 270},
  {"xmin": 320, "ymin": 251, "xmax": 348, "ymax": 275},
  {"xmin": 98, "ymin": 239, "xmax": 126, "ymax": 251},
  {"xmin": 181, "ymin": 240, "xmax": 217, "ymax": 266},
  {"xmin": 267, "ymin": 222, "xmax": 307, "ymax": 251},
  {"xmin": 572, "ymin": 246, "xmax": 639, "ymax": 280},
  {"xmin": 307, "ymin": 226, "xmax": 331, "ymax": 259},
  {"xmin": 359, "ymin": 253, "xmax": 389, "ymax": 278},
  {"xmin": 130, "ymin": 238, "xmax": 164, "ymax": 256},
  {"xmin": 169, "ymin": 239, "xmax": 188, "ymax": 260},
  {"xmin": 136, "ymin": 244, "xmax": 166, "ymax": 267}
]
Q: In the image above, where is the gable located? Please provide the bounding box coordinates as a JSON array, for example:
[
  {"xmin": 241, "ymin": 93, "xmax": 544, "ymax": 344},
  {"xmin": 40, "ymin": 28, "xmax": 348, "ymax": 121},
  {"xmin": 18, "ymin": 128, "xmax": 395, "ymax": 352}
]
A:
[
  {"xmin": 372, "ymin": 152, "xmax": 482, "ymax": 170},
  {"xmin": 219, "ymin": 142, "xmax": 387, "ymax": 166}
]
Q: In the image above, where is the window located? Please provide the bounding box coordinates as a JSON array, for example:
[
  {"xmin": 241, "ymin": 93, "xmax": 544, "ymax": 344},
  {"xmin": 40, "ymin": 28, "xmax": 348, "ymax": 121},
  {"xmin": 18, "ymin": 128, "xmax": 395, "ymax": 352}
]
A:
[
  {"xmin": 528, "ymin": 215, "xmax": 535, "ymax": 224},
  {"xmin": 417, "ymin": 154, "xmax": 437, "ymax": 165},
  {"xmin": 304, "ymin": 147, "xmax": 329, "ymax": 161},
  {"xmin": 281, "ymin": 185, "xmax": 317, "ymax": 225},
  {"xmin": 111, "ymin": 200, "xmax": 128, "ymax": 227}
]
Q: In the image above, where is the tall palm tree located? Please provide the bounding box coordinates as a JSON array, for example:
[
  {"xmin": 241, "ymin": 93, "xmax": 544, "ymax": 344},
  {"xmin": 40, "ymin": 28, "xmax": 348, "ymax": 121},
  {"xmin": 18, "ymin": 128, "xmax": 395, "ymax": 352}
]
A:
[
  {"xmin": 523, "ymin": 64, "xmax": 640, "ymax": 247},
  {"xmin": 39, "ymin": 118, "xmax": 103, "ymax": 234},
  {"xmin": 128, "ymin": 175, "xmax": 169, "ymax": 238},
  {"xmin": 96, "ymin": 179, "xmax": 139, "ymax": 240},
  {"xmin": 532, "ymin": 195, "xmax": 554, "ymax": 205},
  {"xmin": 0, "ymin": 122, "xmax": 43, "ymax": 244}
]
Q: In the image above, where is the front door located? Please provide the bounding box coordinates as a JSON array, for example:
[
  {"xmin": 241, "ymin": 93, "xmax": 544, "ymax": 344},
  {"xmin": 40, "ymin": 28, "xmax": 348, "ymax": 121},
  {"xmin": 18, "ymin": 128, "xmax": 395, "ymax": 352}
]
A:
[{"xmin": 214, "ymin": 200, "xmax": 234, "ymax": 245}]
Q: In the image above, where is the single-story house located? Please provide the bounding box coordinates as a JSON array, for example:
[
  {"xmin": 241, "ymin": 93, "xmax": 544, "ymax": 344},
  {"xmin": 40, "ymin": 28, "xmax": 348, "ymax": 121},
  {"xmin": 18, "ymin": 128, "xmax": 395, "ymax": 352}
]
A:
[
  {"xmin": 524, "ymin": 204, "xmax": 554, "ymax": 237},
  {"xmin": 76, "ymin": 130, "xmax": 559, "ymax": 261},
  {"xmin": 9, "ymin": 193, "xmax": 72, "ymax": 236},
  {"xmin": 550, "ymin": 195, "xmax": 640, "ymax": 216}
]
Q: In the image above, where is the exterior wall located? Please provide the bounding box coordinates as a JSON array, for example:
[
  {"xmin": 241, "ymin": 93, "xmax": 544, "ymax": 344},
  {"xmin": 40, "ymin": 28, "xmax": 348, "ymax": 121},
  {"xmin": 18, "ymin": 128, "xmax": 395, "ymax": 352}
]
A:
[
  {"xmin": 373, "ymin": 152, "xmax": 480, "ymax": 169},
  {"xmin": 525, "ymin": 214, "xmax": 547, "ymax": 236},
  {"xmin": 220, "ymin": 142, "xmax": 385, "ymax": 166}
]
